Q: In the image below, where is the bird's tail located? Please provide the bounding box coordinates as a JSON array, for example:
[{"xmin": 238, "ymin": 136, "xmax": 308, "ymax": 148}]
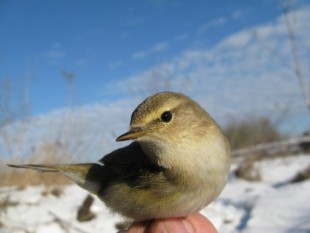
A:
[
  {"xmin": 8, "ymin": 164, "xmax": 61, "ymax": 172},
  {"xmin": 7, "ymin": 163, "xmax": 106, "ymax": 194}
]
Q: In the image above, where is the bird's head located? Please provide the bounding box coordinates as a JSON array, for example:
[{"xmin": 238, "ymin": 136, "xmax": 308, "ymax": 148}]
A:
[{"xmin": 116, "ymin": 91, "xmax": 215, "ymax": 143}]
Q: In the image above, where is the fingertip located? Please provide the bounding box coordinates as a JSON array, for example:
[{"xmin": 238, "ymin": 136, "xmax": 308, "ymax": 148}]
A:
[
  {"xmin": 187, "ymin": 213, "xmax": 218, "ymax": 233},
  {"xmin": 123, "ymin": 213, "xmax": 218, "ymax": 233},
  {"xmin": 150, "ymin": 217, "xmax": 194, "ymax": 233}
]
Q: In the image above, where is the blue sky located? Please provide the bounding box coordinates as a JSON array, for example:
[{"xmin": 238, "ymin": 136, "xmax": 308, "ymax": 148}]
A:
[
  {"xmin": 0, "ymin": 1, "xmax": 284, "ymax": 111},
  {"xmin": 1, "ymin": 0, "xmax": 309, "ymax": 133}
]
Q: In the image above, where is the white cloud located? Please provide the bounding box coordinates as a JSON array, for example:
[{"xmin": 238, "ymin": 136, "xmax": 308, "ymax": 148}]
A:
[
  {"xmin": 218, "ymin": 30, "xmax": 252, "ymax": 49},
  {"xmin": 132, "ymin": 51, "xmax": 147, "ymax": 59},
  {"xmin": 152, "ymin": 42, "xmax": 169, "ymax": 52},
  {"xmin": 132, "ymin": 41, "xmax": 169, "ymax": 59},
  {"xmin": 105, "ymin": 6, "xmax": 310, "ymax": 133},
  {"xmin": 197, "ymin": 17, "xmax": 226, "ymax": 35}
]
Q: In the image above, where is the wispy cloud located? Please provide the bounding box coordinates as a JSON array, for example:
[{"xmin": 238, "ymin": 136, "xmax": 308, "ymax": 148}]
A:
[
  {"xmin": 174, "ymin": 33, "xmax": 188, "ymax": 41},
  {"xmin": 76, "ymin": 59, "xmax": 86, "ymax": 66},
  {"xmin": 217, "ymin": 30, "xmax": 252, "ymax": 49},
  {"xmin": 105, "ymin": 7, "xmax": 310, "ymax": 132},
  {"xmin": 197, "ymin": 17, "xmax": 226, "ymax": 35},
  {"xmin": 132, "ymin": 51, "xmax": 147, "ymax": 59},
  {"xmin": 42, "ymin": 43, "xmax": 66, "ymax": 64},
  {"xmin": 122, "ymin": 17, "xmax": 145, "ymax": 27},
  {"xmin": 108, "ymin": 61, "xmax": 123, "ymax": 69},
  {"xmin": 42, "ymin": 49, "xmax": 66, "ymax": 65},
  {"xmin": 152, "ymin": 42, "xmax": 169, "ymax": 52},
  {"xmin": 43, "ymin": 50, "xmax": 65, "ymax": 59},
  {"xmin": 132, "ymin": 41, "xmax": 169, "ymax": 59},
  {"xmin": 231, "ymin": 9, "xmax": 244, "ymax": 20}
]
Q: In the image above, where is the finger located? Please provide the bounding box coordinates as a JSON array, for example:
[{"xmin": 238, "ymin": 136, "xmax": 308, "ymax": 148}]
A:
[
  {"xmin": 149, "ymin": 217, "xmax": 194, "ymax": 233},
  {"xmin": 121, "ymin": 213, "xmax": 218, "ymax": 233},
  {"xmin": 187, "ymin": 213, "xmax": 218, "ymax": 233}
]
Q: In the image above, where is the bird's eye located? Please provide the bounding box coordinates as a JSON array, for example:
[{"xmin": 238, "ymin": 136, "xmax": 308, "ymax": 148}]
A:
[{"xmin": 161, "ymin": 111, "xmax": 172, "ymax": 122}]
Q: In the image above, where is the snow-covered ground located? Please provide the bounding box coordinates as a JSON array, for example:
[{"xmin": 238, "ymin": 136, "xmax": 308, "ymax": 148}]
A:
[{"xmin": 1, "ymin": 154, "xmax": 309, "ymax": 233}]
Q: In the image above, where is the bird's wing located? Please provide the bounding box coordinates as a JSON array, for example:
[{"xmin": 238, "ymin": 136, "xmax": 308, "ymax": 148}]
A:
[{"xmin": 99, "ymin": 142, "xmax": 165, "ymax": 183}]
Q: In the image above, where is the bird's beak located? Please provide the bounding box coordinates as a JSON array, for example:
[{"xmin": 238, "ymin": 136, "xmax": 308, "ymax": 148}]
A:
[{"xmin": 116, "ymin": 127, "xmax": 148, "ymax": 141}]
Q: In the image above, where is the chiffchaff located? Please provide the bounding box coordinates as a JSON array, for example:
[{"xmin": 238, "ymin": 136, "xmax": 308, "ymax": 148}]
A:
[{"xmin": 9, "ymin": 91, "xmax": 230, "ymax": 221}]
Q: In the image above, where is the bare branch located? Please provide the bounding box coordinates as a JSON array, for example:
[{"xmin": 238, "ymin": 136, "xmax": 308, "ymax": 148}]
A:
[
  {"xmin": 282, "ymin": 0, "xmax": 310, "ymax": 112},
  {"xmin": 254, "ymin": 0, "xmax": 310, "ymax": 113},
  {"xmin": 252, "ymin": 30, "xmax": 293, "ymax": 70}
]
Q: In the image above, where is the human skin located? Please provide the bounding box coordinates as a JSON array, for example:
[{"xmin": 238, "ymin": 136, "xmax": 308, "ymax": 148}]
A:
[{"xmin": 121, "ymin": 213, "xmax": 218, "ymax": 233}]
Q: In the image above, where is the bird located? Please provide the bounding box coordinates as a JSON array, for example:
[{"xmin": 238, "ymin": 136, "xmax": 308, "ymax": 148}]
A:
[{"xmin": 8, "ymin": 91, "xmax": 230, "ymax": 221}]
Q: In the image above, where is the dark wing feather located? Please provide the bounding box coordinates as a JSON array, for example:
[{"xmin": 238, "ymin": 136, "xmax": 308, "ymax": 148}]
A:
[{"xmin": 99, "ymin": 142, "xmax": 165, "ymax": 184}]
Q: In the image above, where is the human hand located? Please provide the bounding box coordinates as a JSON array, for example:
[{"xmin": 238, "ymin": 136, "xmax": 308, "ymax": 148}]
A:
[{"xmin": 120, "ymin": 213, "xmax": 218, "ymax": 233}]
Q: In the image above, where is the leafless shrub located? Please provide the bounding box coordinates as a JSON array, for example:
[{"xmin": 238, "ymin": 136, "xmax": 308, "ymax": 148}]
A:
[
  {"xmin": 234, "ymin": 154, "xmax": 262, "ymax": 182},
  {"xmin": 224, "ymin": 117, "xmax": 283, "ymax": 151},
  {"xmin": 0, "ymin": 68, "xmax": 94, "ymax": 187},
  {"xmin": 290, "ymin": 164, "xmax": 310, "ymax": 183}
]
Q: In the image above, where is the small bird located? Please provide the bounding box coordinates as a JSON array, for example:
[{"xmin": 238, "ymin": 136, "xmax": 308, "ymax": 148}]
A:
[{"xmin": 8, "ymin": 91, "xmax": 230, "ymax": 221}]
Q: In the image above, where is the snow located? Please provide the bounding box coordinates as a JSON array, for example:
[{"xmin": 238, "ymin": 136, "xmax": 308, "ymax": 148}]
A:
[
  {"xmin": 1, "ymin": 154, "xmax": 310, "ymax": 233},
  {"xmin": 255, "ymin": 155, "xmax": 310, "ymax": 184},
  {"xmin": 245, "ymin": 181, "xmax": 310, "ymax": 233}
]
